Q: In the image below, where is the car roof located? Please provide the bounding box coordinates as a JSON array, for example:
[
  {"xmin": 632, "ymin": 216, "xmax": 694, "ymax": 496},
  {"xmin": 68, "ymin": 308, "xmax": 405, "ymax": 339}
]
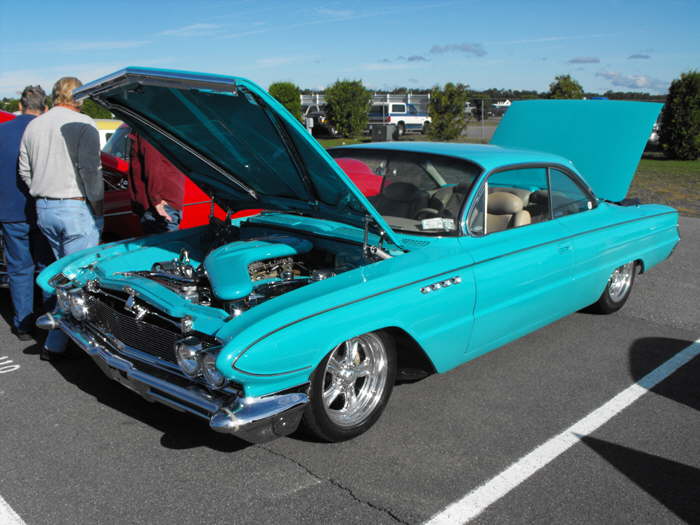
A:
[{"xmin": 331, "ymin": 142, "xmax": 575, "ymax": 173}]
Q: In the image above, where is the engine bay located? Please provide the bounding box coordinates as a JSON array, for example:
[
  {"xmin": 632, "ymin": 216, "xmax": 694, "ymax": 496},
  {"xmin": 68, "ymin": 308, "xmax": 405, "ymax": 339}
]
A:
[{"xmin": 124, "ymin": 217, "xmax": 376, "ymax": 317}]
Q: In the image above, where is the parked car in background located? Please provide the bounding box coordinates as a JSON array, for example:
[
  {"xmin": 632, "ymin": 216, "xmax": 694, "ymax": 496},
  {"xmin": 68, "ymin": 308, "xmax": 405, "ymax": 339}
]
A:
[
  {"xmin": 368, "ymin": 102, "xmax": 431, "ymax": 136},
  {"xmin": 100, "ymin": 124, "xmax": 258, "ymax": 240},
  {"xmin": 0, "ymin": 110, "xmax": 15, "ymax": 123},
  {"xmin": 95, "ymin": 119, "xmax": 123, "ymax": 149},
  {"xmin": 302, "ymin": 104, "xmax": 337, "ymax": 137},
  {"xmin": 36, "ymin": 68, "xmax": 677, "ymax": 446}
]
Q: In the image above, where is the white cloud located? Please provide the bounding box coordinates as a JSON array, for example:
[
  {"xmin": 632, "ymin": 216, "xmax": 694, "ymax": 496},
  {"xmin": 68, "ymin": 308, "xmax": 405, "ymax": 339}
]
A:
[
  {"xmin": 595, "ymin": 71, "xmax": 667, "ymax": 92},
  {"xmin": 568, "ymin": 56, "xmax": 600, "ymax": 64},
  {"xmin": 430, "ymin": 43, "xmax": 486, "ymax": 57},
  {"xmin": 158, "ymin": 23, "xmax": 223, "ymax": 37}
]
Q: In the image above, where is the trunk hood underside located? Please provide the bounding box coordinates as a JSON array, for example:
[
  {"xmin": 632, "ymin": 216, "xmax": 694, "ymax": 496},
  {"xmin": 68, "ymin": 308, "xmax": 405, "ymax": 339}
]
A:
[{"xmin": 490, "ymin": 99, "xmax": 662, "ymax": 202}]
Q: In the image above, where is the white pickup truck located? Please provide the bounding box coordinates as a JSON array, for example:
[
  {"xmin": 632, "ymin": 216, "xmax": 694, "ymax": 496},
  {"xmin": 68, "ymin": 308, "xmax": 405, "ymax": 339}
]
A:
[{"xmin": 368, "ymin": 102, "xmax": 431, "ymax": 136}]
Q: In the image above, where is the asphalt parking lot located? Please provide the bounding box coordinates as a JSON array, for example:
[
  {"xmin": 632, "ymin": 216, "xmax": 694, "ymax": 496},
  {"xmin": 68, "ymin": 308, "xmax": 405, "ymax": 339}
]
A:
[{"xmin": 1, "ymin": 218, "xmax": 698, "ymax": 525}]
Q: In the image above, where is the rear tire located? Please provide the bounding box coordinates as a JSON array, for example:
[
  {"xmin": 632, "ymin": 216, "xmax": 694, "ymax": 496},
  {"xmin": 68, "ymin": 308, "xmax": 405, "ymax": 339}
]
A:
[
  {"xmin": 589, "ymin": 262, "xmax": 636, "ymax": 314},
  {"xmin": 393, "ymin": 122, "xmax": 405, "ymax": 140},
  {"xmin": 301, "ymin": 331, "xmax": 397, "ymax": 442}
]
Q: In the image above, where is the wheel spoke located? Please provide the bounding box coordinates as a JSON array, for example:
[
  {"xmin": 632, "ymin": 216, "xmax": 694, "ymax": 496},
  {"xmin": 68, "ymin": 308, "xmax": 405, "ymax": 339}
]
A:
[
  {"xmin": 323, "ymin": 381, "xmax": 343, "ymax": 406},
  {"xmin": 355, "ymin": 360, "xmax": 373, "ymax": 377},
  {"xmin": 326, "ymin": 356, "xmax": 342, "ymax": 374},
  {"xmin": 345, "ymin": 339, "xmax": 360, "ymax": 366},
  {"xmin": 343, "ymin": 383, "xmax": 358, "ymax": 410}
]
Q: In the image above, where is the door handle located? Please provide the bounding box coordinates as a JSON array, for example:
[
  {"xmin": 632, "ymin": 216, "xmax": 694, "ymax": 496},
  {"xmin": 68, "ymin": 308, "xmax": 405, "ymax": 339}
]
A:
[{"xmin": 558, "ymin": 244, "xmax": 572, "ymax": 254}]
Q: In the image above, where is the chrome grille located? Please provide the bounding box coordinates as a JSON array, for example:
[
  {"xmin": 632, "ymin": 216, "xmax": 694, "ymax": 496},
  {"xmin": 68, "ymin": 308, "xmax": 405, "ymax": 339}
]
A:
[{"xmin": 90, "ymin": 299, "xmax": 179, "ymax": 363}]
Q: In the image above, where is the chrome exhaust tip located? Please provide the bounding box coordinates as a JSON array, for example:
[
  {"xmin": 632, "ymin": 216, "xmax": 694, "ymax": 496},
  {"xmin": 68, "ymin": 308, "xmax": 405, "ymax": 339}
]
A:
[{"xmin": 36, "ymin": 313, "xmax": 58, "ymax": 331}]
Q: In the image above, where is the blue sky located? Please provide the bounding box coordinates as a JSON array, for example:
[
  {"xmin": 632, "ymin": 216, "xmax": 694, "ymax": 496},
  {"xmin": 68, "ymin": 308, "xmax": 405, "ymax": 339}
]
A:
[{"xmin": 0, "ymin": 0, "xmax": 698, "ymax": 98}]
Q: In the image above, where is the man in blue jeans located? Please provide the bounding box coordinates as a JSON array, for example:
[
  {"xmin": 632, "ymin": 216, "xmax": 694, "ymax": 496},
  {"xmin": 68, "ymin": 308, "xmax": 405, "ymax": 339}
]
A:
[
  {"xmin": 0, "ymin": 86, "xmax": 52, "ymax": 341},
  {"xmin": 19, "ymin": 77, "xmax": 103, "ymax": 361}
]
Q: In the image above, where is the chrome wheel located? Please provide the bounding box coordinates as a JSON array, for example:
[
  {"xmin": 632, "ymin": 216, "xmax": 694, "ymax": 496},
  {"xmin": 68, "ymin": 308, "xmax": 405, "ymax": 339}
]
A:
[
  {"xmin": 608, "ymin": 262, "xmax": 634, "ymax": 302},
  {"xmin": 321, "ymin": 333, "xmax": 389, "ymax": 428}
]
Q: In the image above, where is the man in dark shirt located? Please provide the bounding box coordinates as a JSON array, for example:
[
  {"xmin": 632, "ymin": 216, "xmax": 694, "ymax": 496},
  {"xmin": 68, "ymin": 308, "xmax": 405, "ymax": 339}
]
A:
[
  {"xmin": 128, "ymin": 133, "xmax": 185, "ymax": 234},
  {"xmin": 0, "ymin": 86, "xmax": 51, "ymax": 340}
]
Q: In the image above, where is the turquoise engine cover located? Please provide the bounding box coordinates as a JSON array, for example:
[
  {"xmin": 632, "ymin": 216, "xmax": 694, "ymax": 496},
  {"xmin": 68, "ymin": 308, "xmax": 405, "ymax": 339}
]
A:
[{"xmin": 204, "ymin": 234, "xmax": 313, "ymax": 301}]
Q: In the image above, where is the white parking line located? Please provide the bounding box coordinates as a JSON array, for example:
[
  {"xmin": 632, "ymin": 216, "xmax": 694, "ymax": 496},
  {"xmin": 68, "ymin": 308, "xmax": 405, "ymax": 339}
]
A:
[
  {"xmin": 426, "ymin": 339, "xmax": 700, "ymax": 525},
  {"xmin": 0, "ymin": 495, "xmax": 25, "ymax": 525}
]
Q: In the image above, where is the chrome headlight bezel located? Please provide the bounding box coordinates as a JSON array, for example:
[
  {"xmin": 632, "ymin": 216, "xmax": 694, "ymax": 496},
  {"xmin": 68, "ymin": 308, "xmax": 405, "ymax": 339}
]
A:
[
  {"xmin": 201, "ymin": 351, "xmax": 226, "ymax": 389},
  {"xmin": 175, "ymin": 336, "xmax": 203, "ymax": 377},
  {"xmin": 68, "ymin": 288, "xmax": 90, "ymax": 321}
]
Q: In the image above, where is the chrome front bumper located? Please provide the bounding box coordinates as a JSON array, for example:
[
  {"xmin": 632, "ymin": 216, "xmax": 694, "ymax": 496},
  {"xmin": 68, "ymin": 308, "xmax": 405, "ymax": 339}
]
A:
[{"xmin": 40, "ymin": 314, "xmax": 308, "ymax": 443}]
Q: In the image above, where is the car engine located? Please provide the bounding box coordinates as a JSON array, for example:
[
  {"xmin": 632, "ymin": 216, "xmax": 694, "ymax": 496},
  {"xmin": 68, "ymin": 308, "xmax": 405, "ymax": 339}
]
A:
[{"xmin": 127, "ymin": 232, "xmax": 346, "ymax": 317}]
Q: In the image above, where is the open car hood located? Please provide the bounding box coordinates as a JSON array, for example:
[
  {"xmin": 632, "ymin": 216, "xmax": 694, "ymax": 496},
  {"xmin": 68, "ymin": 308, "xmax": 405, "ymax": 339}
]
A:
[
  {"xmin": 490, "ymin": 100, "xmax": 662, "ymax": 202},
  {"xmin": 74, "ymin": 67, "xmax": 404, "ymax": 248}
]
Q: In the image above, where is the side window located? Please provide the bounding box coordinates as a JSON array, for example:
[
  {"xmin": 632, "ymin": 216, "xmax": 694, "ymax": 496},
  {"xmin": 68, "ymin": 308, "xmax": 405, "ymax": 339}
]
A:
[
  {"xmin": 549, "ymin": 169, "xmax": 594, "ymax": 218},
  {"xmin": 408, "ymin": 104, "xmax": 417, "ymax": 115},
  {"xmin": 469, "ymin": 167, "xmax": 548, "ymax": 235},
  {"xmin": 391, "ymin": 104, "xmax": 406, "ymax": 113}
]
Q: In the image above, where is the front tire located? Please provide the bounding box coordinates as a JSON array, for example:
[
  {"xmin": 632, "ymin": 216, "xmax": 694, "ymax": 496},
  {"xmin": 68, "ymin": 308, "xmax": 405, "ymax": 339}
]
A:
[
  {"xmin": 301, "ymin": 331, "xmax": 397, "ymax": 442},
  {"xmin": 589, "ymin": 262, "xmax": 636, "ymax": 314},
  {"xmin": 422, "ymin": 121, "xmax": 431, "ymax": 135}
]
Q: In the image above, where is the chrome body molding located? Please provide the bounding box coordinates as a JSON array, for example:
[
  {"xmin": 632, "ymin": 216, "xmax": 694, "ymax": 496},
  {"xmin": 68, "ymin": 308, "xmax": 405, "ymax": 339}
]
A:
[{"xmin": 53, "ymin": 316, "xmax": 308, "ymax": 443}]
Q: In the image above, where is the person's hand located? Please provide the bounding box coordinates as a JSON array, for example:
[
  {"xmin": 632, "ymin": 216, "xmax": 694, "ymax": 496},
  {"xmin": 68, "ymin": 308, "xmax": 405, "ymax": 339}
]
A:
[{"xmin": 154, "ymin": 200, "xmax": 173, "ymax": 222}]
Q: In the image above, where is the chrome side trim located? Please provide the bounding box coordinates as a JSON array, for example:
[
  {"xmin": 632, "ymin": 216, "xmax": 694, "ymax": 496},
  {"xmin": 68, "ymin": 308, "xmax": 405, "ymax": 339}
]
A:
[{"xmin": 56, "ymin": 317, "xmax": 308, "ymax": 443}]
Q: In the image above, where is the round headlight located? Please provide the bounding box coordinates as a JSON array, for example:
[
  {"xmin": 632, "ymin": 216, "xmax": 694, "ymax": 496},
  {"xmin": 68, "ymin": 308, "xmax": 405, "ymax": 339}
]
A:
[
  {"xmin": 175, "ymin": 336, "xmax": 203, "ymax": 377},
  {"xmin": 56, "ymin": 289, "xmax": 70, "ymax": 313},
  {"xmin": 68, "ymin": 289, "xmax": 90, "ymax": 321},
  {"xmin": 201, "ymin": 351, "xmax": 226, "ymax": 389}
]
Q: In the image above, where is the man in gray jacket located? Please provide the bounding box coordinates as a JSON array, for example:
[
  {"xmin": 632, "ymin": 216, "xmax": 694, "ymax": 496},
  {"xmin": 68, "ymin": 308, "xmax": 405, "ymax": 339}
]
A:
[{"xmin": 19, "ymin": 76, "xmax": 103, "ymax": 361}]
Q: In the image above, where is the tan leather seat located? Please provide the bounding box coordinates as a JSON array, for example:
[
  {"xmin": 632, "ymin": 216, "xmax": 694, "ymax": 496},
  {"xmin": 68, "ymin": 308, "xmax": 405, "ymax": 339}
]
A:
[{"xmin": 487, "ymin": 192, "xmax": 531, "ymax": 233}]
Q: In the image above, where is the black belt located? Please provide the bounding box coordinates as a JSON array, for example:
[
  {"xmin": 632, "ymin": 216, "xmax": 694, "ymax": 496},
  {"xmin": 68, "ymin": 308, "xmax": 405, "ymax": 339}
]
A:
[{"xmin": 40, "ymin": 196, "xmax": 85, "ymax": 201}]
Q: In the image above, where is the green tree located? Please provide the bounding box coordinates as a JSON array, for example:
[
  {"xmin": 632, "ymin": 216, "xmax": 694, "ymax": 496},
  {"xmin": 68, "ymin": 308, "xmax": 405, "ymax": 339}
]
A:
[
  {"xmin": 268, "ymin": 81, "xmax": 302, "ymax": 120},
  {"xmin": 324, "ymin": 80, "xmax": 370, "ymax": 137},
  {"xmin": 547, "ymin": 74, "xmax": 584, "ymax": 99},
  {"xmin": 428, "ymin": 83, "xmax": 469, "ymax": 140},
  {"xmin": 659, "ymin": 71, "xmax": 700, "ymax": 160},
  {"xmin": 81, "ymin": 99, "xmax": 113, "ymax": 119},
  {"xmin": 1, "ymin": 97, "xmax": 19, "ymax": 112}
]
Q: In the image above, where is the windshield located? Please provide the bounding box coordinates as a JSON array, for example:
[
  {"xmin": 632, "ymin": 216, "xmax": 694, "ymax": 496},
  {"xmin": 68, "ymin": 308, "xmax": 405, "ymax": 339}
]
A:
[{"xmin": 329, "ymin": 148, "xmax": 482, "ymax": 235}]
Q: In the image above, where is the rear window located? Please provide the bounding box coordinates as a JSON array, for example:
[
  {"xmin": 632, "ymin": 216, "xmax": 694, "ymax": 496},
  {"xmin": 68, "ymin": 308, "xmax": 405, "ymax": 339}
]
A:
[{"xmin": 370, "ymin": 105, "xmax": 387, "ymax": 115}]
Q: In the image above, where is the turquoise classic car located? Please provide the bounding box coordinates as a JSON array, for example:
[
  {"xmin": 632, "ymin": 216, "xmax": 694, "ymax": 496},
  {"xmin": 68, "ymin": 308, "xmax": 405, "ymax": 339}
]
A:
[{"xmin": 36, "ymin": 68, "xmax": 679, "ymax": 443}]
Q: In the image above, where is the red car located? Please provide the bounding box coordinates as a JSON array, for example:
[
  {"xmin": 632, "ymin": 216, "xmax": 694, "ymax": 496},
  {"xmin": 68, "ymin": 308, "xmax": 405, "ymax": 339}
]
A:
[
  {"xmin": 0, "ymin": 110, "xmax": 15, "ymax": 123},
  {"xmin": 100, "ymin": 125, "xmax": 255, "ymax": 240}
]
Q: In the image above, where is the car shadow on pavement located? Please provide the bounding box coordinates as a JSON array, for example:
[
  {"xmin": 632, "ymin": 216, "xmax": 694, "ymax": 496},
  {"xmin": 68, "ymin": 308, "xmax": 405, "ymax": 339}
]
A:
[
  {"xmin": 581, "ymin": 436, "xmax": 700, "ymax": 523},
  {"xmin": 628, "ymin": 337, "xmax": 699, "ymax": 412},
  {"xmin": 47, "ymin": 356, "xmax": 251, "ymax": 453}
]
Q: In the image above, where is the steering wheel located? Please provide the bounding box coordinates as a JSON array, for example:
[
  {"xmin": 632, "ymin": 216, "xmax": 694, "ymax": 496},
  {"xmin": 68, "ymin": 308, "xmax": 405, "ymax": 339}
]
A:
[{"xmin": 414, "ymin": 207, "xmax": 442, "ymax": 220}]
